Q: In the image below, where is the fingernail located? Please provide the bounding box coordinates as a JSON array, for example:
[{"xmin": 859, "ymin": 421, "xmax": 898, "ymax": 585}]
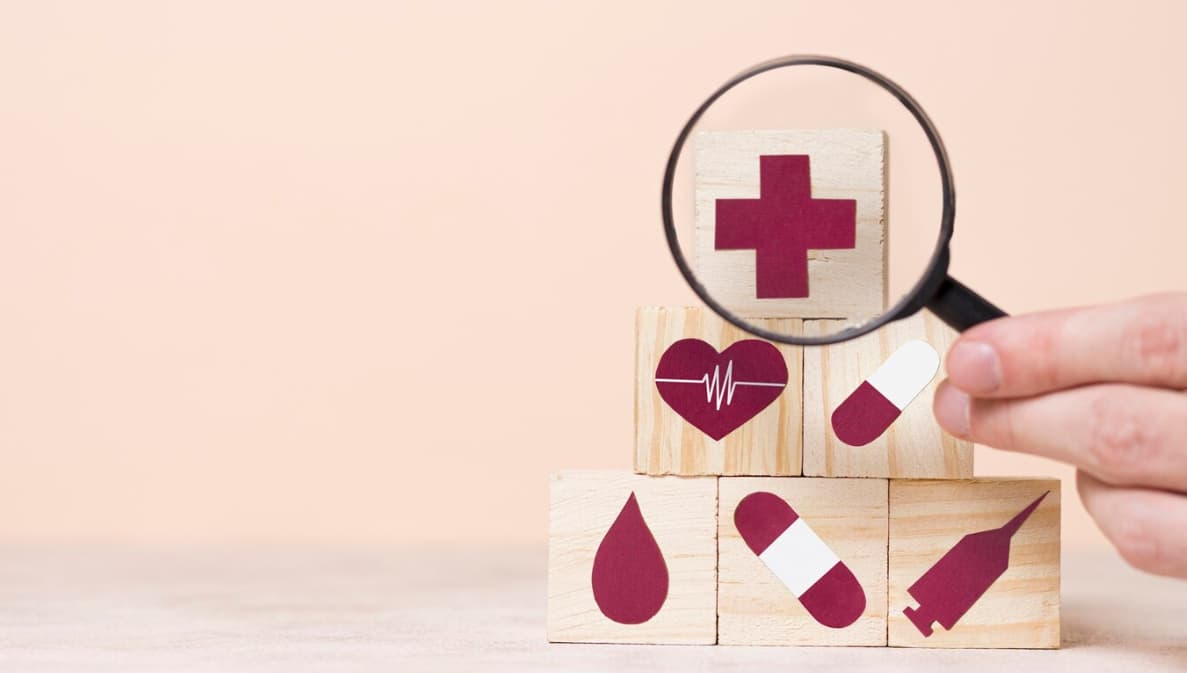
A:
[
  {"xmin": 947, "ymin": 340, "xmax": 1002, "ymax": 394},
  {"xmin": 933, "ymin": 381, "xmax": 971, "ymax": 438}
]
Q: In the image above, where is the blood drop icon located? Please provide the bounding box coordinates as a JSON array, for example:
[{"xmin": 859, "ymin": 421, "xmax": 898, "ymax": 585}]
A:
[{"xmin": 591, "ymin": 492, "xmax": 670, "ymax": 625}]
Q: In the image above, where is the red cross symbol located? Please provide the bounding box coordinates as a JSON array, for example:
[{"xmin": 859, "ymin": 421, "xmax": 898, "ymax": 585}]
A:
[{"xmin": 715, "ymin": 155, "xmax": 856, "ymax": 299}]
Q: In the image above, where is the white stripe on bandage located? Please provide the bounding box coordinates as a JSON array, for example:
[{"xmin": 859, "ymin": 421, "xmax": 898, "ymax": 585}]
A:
[{"xmin": 757, "ymin": 518, "xmax": 841, "ymax": 596}]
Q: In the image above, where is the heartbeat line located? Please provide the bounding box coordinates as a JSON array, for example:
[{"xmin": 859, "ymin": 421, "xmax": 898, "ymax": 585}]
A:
[{"xmin": 655, "ymin": 360, "xmax": 784, "ymax": 411}]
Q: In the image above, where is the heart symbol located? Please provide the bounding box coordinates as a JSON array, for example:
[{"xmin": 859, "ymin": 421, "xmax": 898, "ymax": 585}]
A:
[{"xmin": 654, "ymin": 338, "xmax": 788, "ymax": 440}]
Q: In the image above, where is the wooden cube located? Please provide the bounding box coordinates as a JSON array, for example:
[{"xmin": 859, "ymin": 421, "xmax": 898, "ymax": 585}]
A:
[
  {"xmin": 802, "ymin": 311, "xmax": 973, "ymax": 478},
  {"xmin": 888, "ymin": 478, "xmax": 1061, "ymax": 649},
  {"xmin": 718, "ymin": 477, "xmax": 889, "ymax": 646},
  {"xmin": 547, "ymin": 471, "xmax": 718, "ymax": 644},
  {"xmin": 694, "ymin": 129, "xmax": 886, "ymax": 320},
  {"xmin": 635, "ymin": 307, "xmax": 802, "ymax": 476}
]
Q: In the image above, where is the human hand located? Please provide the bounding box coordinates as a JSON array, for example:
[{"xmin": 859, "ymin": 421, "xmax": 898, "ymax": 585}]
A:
[{"xmin": 933, "ymin": 293, "xmax": 1187, "ymax": 579}]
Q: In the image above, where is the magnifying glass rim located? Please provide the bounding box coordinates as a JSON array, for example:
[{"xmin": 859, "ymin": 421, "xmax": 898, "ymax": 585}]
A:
[{"xmin": 661, "ymin": 54, "xmax": 956, "ymax": 346}]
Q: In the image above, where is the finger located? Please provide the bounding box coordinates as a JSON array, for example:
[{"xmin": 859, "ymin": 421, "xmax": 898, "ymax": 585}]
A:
[
  {"xmin": 934, "ymin": 380, "xmax": 1187, "ymax": 492},
  {"xmin": 1077, "ymin": 471, "xmax": 1187, "ymax": 579},
  {"xmin": 944, "ymin": 293, "xmax": 1187, "ymax": 398}
]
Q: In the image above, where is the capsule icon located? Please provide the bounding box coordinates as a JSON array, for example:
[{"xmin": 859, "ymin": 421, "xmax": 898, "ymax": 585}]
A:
[
  {"xmin": 831, "ymin": 340, "xmax": 941, "ymax": 446},
  {"xmin": 734, "ymin": 491, "xmax": 866, "ymax": 629}
]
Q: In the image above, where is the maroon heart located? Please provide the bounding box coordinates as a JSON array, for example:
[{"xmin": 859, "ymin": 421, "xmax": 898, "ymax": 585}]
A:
[{"xmin": 654, "ymin": 338, "xmax": 788, "ymax": 440}]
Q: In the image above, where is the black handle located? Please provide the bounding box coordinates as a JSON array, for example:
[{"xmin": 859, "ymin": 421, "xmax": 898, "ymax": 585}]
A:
[{"xmin": 925, "ymin": 275, "xmax": 1007, "ymax": 331}]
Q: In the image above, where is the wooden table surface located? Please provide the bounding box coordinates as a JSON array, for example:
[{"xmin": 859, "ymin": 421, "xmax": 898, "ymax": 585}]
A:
[{"xmin": 0, "ymin": 545, "xmax": 1183, "ymax": 671}]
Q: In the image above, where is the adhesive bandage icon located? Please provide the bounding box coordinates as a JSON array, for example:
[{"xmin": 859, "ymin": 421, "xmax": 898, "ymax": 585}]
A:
[
  {"xmin": 734, "ymin": 491, "xmax": 866, "ymax": 628},
  {"xmin": 831, "ymin": 340, "xmax": 940, "ymax": 446}
]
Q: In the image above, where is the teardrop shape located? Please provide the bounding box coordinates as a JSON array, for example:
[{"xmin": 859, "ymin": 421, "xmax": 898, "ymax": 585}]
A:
[{"xmin": 591, "ymin": 492, "xmax": 669, "ymax": 624}]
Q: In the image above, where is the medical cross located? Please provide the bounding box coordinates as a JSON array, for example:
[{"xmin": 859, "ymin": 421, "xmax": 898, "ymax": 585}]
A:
[{"xmin": 715, "ymin": 155, "xmax": 856, "ymax": 299}]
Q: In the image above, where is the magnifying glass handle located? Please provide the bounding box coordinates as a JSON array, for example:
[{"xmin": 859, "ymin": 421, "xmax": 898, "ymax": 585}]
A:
[{"xmin": 926, "ymin": 276, "xmax": 1007, "ymax": 332}]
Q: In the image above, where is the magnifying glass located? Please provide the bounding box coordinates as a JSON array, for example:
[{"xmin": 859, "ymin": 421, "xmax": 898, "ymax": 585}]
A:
[{"xmin": 662, "ymin": 55, "xmax": 1006, "ymax": 346}]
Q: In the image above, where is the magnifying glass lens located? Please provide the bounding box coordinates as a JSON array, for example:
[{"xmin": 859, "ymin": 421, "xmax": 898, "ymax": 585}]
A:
[{"xmin": 666, "ymin": 60, "xmax": 949, "ymax": 345}]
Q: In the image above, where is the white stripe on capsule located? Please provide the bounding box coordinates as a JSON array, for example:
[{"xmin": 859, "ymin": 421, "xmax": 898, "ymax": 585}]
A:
[{"xmin": 865, "ymin": 340, "xmax": 940, "ymax": 410}]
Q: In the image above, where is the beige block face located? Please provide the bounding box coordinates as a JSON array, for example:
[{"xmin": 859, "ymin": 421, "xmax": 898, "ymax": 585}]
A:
[
  {"xmin": 694, "ymin": 129, "xmax": 886, "ymax": 321},
  {"xmin": 547, "ymin": 471, "xmax": 718, "ymax": 644},
  {"xmin": 718, "ymin": 477, "xmax": 889, "ymax": 646},
  {"xmin": 802, "ymin": 311, "xmax": 973, "ymax": 478},
  {"xmin": 888, "ymin": 479, "xmax": 1061, "ymax": 649},
  {"xmin": 635, "ymin": 307, "xmax": 803, "ymax": 476}
]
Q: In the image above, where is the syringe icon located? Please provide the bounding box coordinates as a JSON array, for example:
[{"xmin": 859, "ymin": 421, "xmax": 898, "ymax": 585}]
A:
[{"xmin": 902, "ymin": 491, "xmax": 1050, "ymax": 637}]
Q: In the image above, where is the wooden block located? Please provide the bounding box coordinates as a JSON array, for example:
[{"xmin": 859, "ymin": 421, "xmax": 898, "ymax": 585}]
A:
[
  {"xmin": 802, "ymin": 310, "xmax": 973, "ymax": 478},
  {"xmin": 635, "ymin": 307, "xmax": 803, "ymax": 476},
  {"xmin": 717, "ymin": 477, "xmax": 888, "ymax": 646},
  {"xmin": 547, "ymin": 471, "xmax": 718, "ymax": 644},
  {"xmin": 888, "ymin": 478, "xmax": 1061, "ymax": 649},
  {"xmin": 694, "ymin": 129, "xmax": 886, "ymax": 320}
]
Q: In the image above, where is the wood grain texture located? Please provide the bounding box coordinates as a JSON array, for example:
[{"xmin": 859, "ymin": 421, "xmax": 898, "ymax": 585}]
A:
[
  {"xmin": 694, "ymin": 129, "xmax": 886, "ymax": 321},
  {"xmin": 635, "ymin": 307, "xmax": 803, "ymax": 476},
  {"xmin": 718, "ymin": 477, "xmax": 888, "ymax": 646},
  {"xmin": 802, "ymin": 311, "xmax": 973, "ymax": 478},
  {"xmin": 888, "ymin": 478, "xmax": 1061, "ymax": 649},
  {"xmin": 547, "ymin": 471, "xmax": 718, "ymax": 644}
]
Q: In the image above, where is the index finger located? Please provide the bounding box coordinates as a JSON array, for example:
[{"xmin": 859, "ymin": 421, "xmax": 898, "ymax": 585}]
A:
[{"xmin": 944, "ymin": 293, "xmax": 1187, "ymax": 398}]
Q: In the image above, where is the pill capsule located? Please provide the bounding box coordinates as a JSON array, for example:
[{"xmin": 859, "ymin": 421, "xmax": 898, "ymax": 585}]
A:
[
  {"xmin": 734, "ymin": 491, "xmax": 866, "ymax": 628},
  {"xmin": 830, "ymin": 340, "xmax": 940, "ymax": 447}
]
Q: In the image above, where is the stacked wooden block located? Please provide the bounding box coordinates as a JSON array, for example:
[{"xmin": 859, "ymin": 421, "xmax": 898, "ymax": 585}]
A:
[{"xmin": 548, "ymin": 130, "xmax": 1060, "ymax": 649}]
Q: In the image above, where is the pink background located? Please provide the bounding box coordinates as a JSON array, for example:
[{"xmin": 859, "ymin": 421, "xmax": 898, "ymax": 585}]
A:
[{"xmin": 2, "ymin": 1, "xmax": 1185, "ymax": 549}]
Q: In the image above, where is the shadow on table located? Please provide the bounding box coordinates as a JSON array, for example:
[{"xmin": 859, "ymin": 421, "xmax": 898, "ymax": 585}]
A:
[{"xmin": 1062, "ymin": 595, "xmax": 1187, "ymax": 666}]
